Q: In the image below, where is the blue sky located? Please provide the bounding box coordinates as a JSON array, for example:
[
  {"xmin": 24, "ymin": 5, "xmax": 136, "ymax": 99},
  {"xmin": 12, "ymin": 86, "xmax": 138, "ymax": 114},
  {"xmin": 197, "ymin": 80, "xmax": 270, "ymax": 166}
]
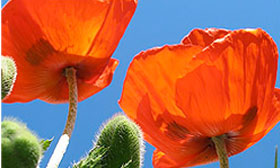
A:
[{"xmin": 2, "ymin": 0, "xmax": 280, "ymax": 168}]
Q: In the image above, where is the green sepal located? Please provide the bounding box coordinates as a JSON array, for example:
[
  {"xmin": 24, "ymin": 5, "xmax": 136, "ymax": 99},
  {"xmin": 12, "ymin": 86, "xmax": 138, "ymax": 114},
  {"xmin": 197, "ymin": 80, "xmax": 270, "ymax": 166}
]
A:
[
  {"xmin": 1, "ymin": 119, "xmax": 42, "ymax": 168},
  {"xmin": 40, "ymin": 138, "xmax": 53, "ymax": 154},
  {"xmin": 1, "ymin": 56, "xmax": 17, "ymax": 100},
  {"xmin": 73, "ymin": 146, "xmax": 107, "ymax": 168},
  {"xmin": 73, "ymin": 114, "xmax": 144, "ymax": 168}
]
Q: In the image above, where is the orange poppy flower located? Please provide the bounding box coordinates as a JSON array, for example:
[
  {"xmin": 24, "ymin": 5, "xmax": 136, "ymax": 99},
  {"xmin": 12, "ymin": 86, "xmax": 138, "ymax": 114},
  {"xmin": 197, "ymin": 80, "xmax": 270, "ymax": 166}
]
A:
[
  {"xmin": 2, "ymin": 0, "xmax": 137, "ymax": 103},
  {"xmin": 119, "ymin": 28, "xmax": 280, "ymax": 167}
]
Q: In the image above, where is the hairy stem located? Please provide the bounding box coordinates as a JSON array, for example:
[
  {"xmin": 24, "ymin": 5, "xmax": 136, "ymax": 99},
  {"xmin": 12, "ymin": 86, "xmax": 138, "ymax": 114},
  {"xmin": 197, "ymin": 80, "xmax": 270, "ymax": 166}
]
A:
[
  {"xmin": 63, "ymin": 67, "xmax": 78, "ymax": 137},
  {"xmin": 211, "ymin": 135, "xmax": 229, "ymax": 168},
  {"xmin": 47, "ymin": 67, "xmax": 78, "ymax": 168}
]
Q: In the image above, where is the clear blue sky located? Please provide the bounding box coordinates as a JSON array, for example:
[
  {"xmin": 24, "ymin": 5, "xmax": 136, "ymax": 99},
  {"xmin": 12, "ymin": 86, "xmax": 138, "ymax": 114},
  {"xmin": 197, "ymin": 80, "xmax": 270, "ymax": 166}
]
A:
[{"xmin": 2, "ymin": 0, "xmax": 280, "ymax": 168}]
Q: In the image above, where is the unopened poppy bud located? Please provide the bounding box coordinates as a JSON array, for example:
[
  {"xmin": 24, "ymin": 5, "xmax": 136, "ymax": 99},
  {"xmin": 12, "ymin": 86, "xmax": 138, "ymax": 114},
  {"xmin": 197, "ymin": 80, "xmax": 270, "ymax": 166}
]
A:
[
  {"xmin": 73, "ymin": 114, "xmax": 144, "ymax": 168},
  {"xmin": 1, "ymin": 56, "xmax": 17, "ymax": 100},
  {"xmin": 1, "ymin": 119, "xmax": 42, "ymax": 168}
]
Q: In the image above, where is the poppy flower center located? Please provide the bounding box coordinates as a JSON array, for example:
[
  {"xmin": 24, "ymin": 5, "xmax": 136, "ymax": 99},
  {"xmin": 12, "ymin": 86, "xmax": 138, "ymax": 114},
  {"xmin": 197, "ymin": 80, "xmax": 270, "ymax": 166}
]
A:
[
  {"xmin": 165, "ymin": 120, "xmax": 254, "ymax": 159},
  {"xmin": 208, "ymin": 134, "xmax": 230, "ymax": 148},
  {"xmin": 24, "ymin": 37, "xmax": 109, "ymax": 84},
  {"xmin": 62, "ymin": 66, "xmax": 77, "ymax": 77}
]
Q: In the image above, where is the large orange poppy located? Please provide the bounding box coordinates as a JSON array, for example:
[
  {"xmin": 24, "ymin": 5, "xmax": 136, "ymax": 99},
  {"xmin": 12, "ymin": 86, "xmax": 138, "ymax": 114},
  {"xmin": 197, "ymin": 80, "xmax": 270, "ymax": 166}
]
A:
[
  {"xmin": 119, "ymin": 28, "xmax": 280, "ymax": 167},
  {"xmin": 2, "ymin": 0, "xmax": 137, "ymax": 103}
]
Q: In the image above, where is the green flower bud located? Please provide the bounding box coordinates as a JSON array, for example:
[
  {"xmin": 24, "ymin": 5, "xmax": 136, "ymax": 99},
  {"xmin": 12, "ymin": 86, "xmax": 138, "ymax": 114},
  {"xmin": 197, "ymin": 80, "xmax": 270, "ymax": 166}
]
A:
[
  {"xmin": 1, "ymin": 56, "xmax": 17, "ymax": 100},
  {"xmin": 1, "ymin": 119, "xmax": 42, "ymax": 168},
  {"xmin": 73, "ymin": 114, "xmax": 144, "ymax": 168}
]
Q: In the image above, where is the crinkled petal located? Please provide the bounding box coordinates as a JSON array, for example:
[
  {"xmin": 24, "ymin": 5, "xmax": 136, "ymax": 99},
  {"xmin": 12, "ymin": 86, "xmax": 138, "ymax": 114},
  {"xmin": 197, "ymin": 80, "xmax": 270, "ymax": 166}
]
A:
[
  {"xmin": 2, "ymin": 0, "xmax": 136, "ymax": 103},
  {"xmin": 120, "ymin": 28, "xmax": 279, "ymax": 167},
  {"xmin": 3, "ymin": 56, "xmax": 118, "ymax": 103},
  {"xmin": 119, "ymin": 44, "xmax": 203, "ymax": 153},
  {"xmin": 182, "ymin": 28, "xmax": 230, "ymax": 48},
  {"xmin": 86, "ymin": 0, "xmax": 137, "ymax": 59},
  {"xmin": 38, "ymin": 58, "xmax": 119, "ymax": 103},
  {"xmin": 176, "ymin": 28, "xmax": 278, "ymax": 136},
  {"xmin": 2, "ymin": 0, "xmax": 136, "ymax": 57},
  {"xmin": 153, "ymin": 147, "xmax": 218, "ymax": 168}
]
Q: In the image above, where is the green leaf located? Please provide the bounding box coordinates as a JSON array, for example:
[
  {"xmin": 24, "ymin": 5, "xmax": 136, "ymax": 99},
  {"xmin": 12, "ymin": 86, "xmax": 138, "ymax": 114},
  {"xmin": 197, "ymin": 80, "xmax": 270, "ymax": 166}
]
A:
[
  {"xmin": 40, "ymin": 138, "xmax": 53, "ymax": 154},
  {"xmin": 1, "ymin": 56, "xmax": 17, "ymax": 100}
]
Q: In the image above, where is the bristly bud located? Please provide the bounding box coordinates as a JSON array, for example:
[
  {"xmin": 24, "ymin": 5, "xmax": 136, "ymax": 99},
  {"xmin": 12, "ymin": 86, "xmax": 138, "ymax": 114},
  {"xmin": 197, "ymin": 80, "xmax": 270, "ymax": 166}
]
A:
[
  {"xmin": 1, "ymin": 119, "xmax": 42, "ymax": 168},
  {"xmin": 73, "ymin": 114, "xmax": 145, "ymax": 168},
  {"xmin": 1, "ymin": 56, "xmax": 17, "ymax": 100}
]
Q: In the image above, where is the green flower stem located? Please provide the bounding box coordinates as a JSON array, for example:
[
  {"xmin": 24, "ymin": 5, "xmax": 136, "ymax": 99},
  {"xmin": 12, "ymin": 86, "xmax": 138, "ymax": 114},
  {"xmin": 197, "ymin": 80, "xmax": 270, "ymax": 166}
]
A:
[
  {"xmin": 211, "ymin": 135, "xmax": 229, "ymax": 168},
  {"xmin": 47, "ymin": 67, "xmax": 78, "ymax": 168},
  {"xmin": 275, "ymin": 146, "xmax": 278, "ymax": 168}
]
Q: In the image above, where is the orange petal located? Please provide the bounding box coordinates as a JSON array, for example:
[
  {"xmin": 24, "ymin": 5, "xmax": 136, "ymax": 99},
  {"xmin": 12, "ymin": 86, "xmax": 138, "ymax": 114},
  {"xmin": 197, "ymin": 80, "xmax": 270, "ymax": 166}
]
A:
[
  {"xmin": 175, "ymin": 64, "xmax": 231, "ymax": 136},
  {"xmin": 3, "ymin": 56, "xmax": 118, "ymax": 103},
  {"xmin": 120, "ymin": 44, "xmax": 203, "ymax": 120},
  {"xmin": 177, "ymin": 28, "xmax": 280, "ymax": 165},
  {"xmin": 2, "ymin": 0, "xmax": 107, "ymax": 57},
  {"xmin": 192, "ymin": 29, "xmax": 277, "ymax": 134},
  {"xmin": 119, "ymin": 44, "xmax": 206, "ymax": 156},
  {"xmin": 153, "ymin": 147, "xmax": 218, "ymax": 168},
  {"xmin": 272, "ymin": 88, "xmax": 280, "ymax": 117},
  {"xmin": 182, "ymin": 28, "xmax": 230, "ymax": 48},
  {"xmin": 86, "ymin": 0, "xmax": 138, "ymax": 59},
  {"xmin": 153, "ymin": 149, "xmax": 180, "ymax": 168},
  {"xmin": 265, "ymin": 88, "xmax": 280, "ymax": 129},
  {"xmin": 120, "ymin": 28, "xmax": 279, "ymax": 167},
  {"xmin": 2, "ymin": 0, "xmax": 136, "ymax": 58},
  {"xmin": 39, "ymin": 58, "xmax": 119, "ymax": 103},
  {"xmin": 2, "ymin": 0, "xmax": 136, "ymax": 103},
  {"xmin": 238, "ymin": 88, "xmax": 280, "ymax": 148}
]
